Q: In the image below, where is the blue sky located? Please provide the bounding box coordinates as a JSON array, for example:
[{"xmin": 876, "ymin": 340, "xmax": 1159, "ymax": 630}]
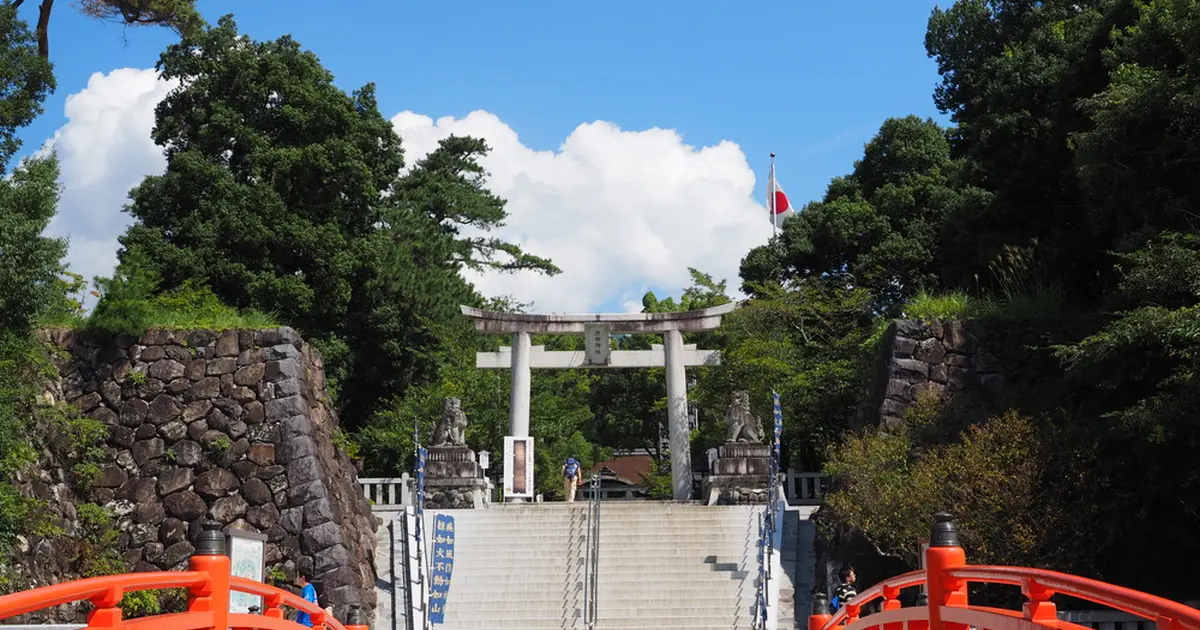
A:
[{"xmin": 22, "ymin": 0, "xmax": 951, "ymax": 312}]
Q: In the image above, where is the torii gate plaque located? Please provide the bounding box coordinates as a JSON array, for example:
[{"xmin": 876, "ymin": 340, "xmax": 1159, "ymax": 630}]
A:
[{"xmin": 461, "ymin": 303, "xmax": 735, "ymax": 501}]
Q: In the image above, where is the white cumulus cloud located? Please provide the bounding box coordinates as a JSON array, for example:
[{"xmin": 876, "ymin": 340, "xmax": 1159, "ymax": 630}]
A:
[
  {"xmin": 47, "ymin": 68, "xmax": 773, "ymax": 313},
  {"xmin": 46, "ymin": 68, "xmax": 177, "ymax": 289},
  {"xmin": 391, "ymin": 111, "xmax": 769, "ymax": 312}
]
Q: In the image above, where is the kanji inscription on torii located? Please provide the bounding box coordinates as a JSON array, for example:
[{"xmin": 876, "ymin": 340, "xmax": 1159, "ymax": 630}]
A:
[{"xmin": 584, "ymin": 323, "xmax": 612, "ymax": 366}]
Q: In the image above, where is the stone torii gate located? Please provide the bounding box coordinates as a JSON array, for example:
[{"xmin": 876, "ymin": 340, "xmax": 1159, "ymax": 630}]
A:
[{"xmin": 460, "ymin": 303, "xmax": 736, "ymax": 501}]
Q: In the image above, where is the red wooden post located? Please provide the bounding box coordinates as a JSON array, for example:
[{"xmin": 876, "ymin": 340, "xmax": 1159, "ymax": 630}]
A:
[
  {"xmin": 85, "ymin": 585, "xmax": 124, "ymax": 629},
  {"xmin": 882, "ymin": 583, "xmax": 902, "ymax": 612},
  {"xmin": 263, "ymin": 591, "xmax": 285, "ymax": 619},
  {"xmin": 1023, "ymin": 577, "xmax": 1058, "ymax": 623},
  {"xmin": 924, "ymin": 512, "xmax": 968, "ymax": 630},
  {"xmin": 188, "ymin": 520, "xmax": 231, "ymax": 630}
]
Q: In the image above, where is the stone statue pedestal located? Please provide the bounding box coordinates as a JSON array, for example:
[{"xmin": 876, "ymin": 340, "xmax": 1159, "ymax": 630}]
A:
[
  {"xmin": 705, "ymin": 442, "xmax": 771, "ymax": 505},
  {"xmin": 423, "ymin": 446, "xmax": 488, "ymax": 510}
]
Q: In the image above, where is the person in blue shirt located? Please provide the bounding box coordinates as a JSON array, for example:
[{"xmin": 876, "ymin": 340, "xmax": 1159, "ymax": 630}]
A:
[
  {"xmin": 294, "ymin": 571, "xmax": 319, "ymax": 627},
  {"xmin": 562, "ymin": 457, "xmax": 582, "ymax": 502}
]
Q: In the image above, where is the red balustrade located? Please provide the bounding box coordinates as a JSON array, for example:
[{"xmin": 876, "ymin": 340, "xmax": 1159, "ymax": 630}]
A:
[
  {"xmin": 810, "ymin": 513, "xmax": 1200, "ymax": 630},
  {"xmin": 0, "ymin": 522, "xmax": 370, "ymax": 630}
]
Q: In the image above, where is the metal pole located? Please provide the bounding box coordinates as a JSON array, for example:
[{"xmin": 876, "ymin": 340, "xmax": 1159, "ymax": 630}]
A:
[
  {"xmin": 401, "ymin": 516, "xmax": 415, "ymax": 630},
  {"xmin": 583, "ymin": 473, "xmax": 601, "ymax": 629},
  {"xmin": 769, "ymin": 153, "xmax": 778, "ymax": 238},
  {"xmin": 389, "ymin": 519, "xmax": 398, "ymax": 630}
]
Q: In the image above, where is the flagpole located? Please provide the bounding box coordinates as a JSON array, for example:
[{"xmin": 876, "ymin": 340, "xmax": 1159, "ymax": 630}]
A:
[{"xmin": 769, "ymin": 152, "xmax": 777, "ymax": 238}]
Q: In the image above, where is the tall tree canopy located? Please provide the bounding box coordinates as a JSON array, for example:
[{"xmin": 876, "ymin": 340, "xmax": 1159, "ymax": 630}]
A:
[
  {"xmin": 740, "ymin": 116, "xmax": 990, "ymax": 313},
  {"xmin": 0, "ymin": 155, "xmax": 66, "ymax": 335},
  {"xmin": 0, "ymin": 3, "xmax": 52, "ymax": 173},
  {"xmin": 786, "ymin": 0, "xmax": 1200, "ymax": 599},
  {"xmin": 111, "ymin": 15, "xmax": 557, "ymax": 425}
]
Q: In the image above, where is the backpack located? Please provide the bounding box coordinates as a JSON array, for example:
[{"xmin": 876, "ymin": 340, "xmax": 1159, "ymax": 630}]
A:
[
  {"xmin": 564, "ymin": 459, "xmax": 579, "ymax": 477},
  {"xmin": 830, "ymin": 595, "xmax": 841, "ymax": 612}
]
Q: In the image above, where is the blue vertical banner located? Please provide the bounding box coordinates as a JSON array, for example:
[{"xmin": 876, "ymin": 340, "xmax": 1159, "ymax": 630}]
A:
[
  {"xmin": 416, "ymin": 446, "xmax": 428, "ymax": 515},
  {"xmin": 771, "ymin": 391, "xmax": 783, "ymax": 465},
  {"xmin": 428, "ymin": 514, "xmax": 456, "ymax": 624}
]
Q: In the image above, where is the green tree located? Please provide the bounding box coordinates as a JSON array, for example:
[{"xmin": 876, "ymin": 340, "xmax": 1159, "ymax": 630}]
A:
[
  {"xmin": 822, "ymin": 396, "xmax": 1074, "ymax": 571},
  {"xmin": 695, "ymin": 278, "xmax": 875, "ymax": 471},
  {"xmin": 0, "ymin": 154, "xmax": 66, "ymax": 334},
  {"xmin": 1071, "ymin": 0, "xmax": 1200, "ymax": 255},
  {"xmin": 112, "ymin": 16, "xmax": 555, "ymax": 426},
  {"xmin": 740, "ymin": 116, "xmax": 989, "ymax": 313},
  {"xmin": 1052, "ymin": 231, "xmax": 1200, "ymax": 597},
  {"xmin": 924, "ymin": 0, "xmax": 1136, "ymax": 303},
  {"xmin": 0, "ymin": 3, "xmax": 53, "ymax": 174}
]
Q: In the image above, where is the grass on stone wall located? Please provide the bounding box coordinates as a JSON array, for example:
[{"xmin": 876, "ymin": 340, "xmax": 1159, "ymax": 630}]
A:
[
  {"xmin": 38, "ymin": 256, "xmax": 277, "ymax": 334},
  {"xmin": 904, "ymin": 291, "xmax": 989, "ymax": 320},
  {"xmin": 0, "ymin": 335, "xmax": 51, "ymax": 555},
  {"xmin": 0, "ymin": 331, "xmax": 177, "ymax": 603},
  {"xmin": 61, "ymin": 279, "xmax": 279, "ymax": 336},
  {"xmin": 902, "ymin": 289, "xmax": 1066, "ymax": 322}
]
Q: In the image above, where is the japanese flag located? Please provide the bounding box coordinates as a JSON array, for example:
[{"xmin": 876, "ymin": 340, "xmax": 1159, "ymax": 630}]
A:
[{"xmin": 768, "ymin": 162, "xmax": 793, "ymax": 229}]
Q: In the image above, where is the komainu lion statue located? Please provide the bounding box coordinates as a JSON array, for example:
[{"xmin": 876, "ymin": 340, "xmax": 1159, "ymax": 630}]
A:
[
  {"xmin": 724, "ymin": 390, "xmax": 764, "ymax": 443},
  {"xmin": 431, "ymin": 397, "xmax": 469, "ymax": 447}
]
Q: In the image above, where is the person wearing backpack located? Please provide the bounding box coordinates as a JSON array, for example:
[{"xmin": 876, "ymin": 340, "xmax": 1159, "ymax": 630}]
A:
[
  {"xmin": 831, "ymin": 565, "xmax": 857, "ymax": 612},
  {"xmin": 562, "ymin": 457, "xmax": 582, "ymax": 502}
]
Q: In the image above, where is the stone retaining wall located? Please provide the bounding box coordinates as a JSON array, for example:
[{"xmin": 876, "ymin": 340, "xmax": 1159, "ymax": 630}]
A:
[
  {"xmin": 872, "ymin": 320, "xmax": 1004, "ymax": 427},
  {"xmin": 22, "ymin": 327, "xmax": 377, "ymax": 623}
]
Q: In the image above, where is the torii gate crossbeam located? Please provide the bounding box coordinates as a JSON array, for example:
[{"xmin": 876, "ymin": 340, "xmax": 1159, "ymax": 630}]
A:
[{"xmin": 461, "ymin": 303, "xmax": 735, "ymax": 501}]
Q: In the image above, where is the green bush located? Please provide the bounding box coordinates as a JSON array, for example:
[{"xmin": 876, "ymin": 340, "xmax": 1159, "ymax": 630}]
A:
[
  {"xmin": 331, "ymin": 428, "xmax": 361, "ymax": 460},
  {"xmin": 821, "ymin": 392, "xmax": 1072, "ymax": 569},
  {"xmin": 89, "ymin": 254, "xmax": 276, "ymax": 335},
  {"xmin": 0, "ymin": 335, "xmax": 48, "ymax": 554},
  {"xmin": 644, "ymin": 458, "xmax": 673, "ymax": 500}
]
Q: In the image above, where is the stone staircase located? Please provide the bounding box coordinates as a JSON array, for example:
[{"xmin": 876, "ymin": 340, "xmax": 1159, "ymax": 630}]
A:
[
  {"xmin": 593, "ymin": 502, "xmax": 758, "ymax": 629},
  {"xmin": 419, "ymin": 503, "xmax": 587, "ymax": 629},
  {"xmin": 398, "ymin": 502, "xmax": 758, "ymax": 630},
  {"xmin": 778, "ymin": 505, "xmax": 819, "ymax": 629}
]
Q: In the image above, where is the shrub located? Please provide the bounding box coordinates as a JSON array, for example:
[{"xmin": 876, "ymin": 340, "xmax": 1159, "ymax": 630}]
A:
[
  {"xmin": 89, "ymin": 254, "xmax": 276, "ymax": 335},
  {"xmin": 822, "ymin": 393, "xmax": 1069, "ymax": 568}
]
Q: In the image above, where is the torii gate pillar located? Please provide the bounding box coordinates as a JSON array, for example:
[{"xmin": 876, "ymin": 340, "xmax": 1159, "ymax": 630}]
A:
[
  {"xmin": 509, "ymin": 330, "xmax": 532, "ymax": 438},
  {"xmin": 462, "ymin": 303, "xmax": 735, "ymax": 501}
]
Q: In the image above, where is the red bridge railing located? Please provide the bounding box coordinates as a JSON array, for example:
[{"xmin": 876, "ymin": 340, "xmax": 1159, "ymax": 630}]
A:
[
  {"xmin": 810, "ymin": 513, "xmax": 1200, "ymax": 630},
  {"xmin": 0, "ymin": 522, "xmax": 371, "ymax": 630}
]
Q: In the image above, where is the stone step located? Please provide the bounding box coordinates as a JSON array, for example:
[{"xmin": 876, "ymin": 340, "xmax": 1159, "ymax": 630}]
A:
[{"xmin": 397, "ymin": 504, "xmax": 765, "ymax": 629}]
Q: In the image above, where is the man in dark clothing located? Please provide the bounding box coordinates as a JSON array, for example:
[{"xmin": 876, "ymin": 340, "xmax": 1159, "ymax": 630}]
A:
[{"xmin": 832, "ymin": 566, "xmax": 857, "ymax": 611}]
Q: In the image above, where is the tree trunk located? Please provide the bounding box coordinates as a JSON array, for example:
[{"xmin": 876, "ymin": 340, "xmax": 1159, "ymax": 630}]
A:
[{"xmin": 36, "ymin": 0, "xmax": 54, "ymax": 58}]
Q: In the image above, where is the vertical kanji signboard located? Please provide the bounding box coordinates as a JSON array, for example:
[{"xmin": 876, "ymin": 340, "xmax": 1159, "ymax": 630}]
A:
[{"xmin": 428, "ymin": 514, "xmax": 456, "ymax": 624}]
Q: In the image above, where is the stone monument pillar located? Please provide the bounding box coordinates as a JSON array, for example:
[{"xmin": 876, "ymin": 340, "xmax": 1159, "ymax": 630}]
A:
[
  {"xmin": 423, "ymin": 398, "xmax": 488, "ymax": 509},
  {"xmin": 705, "ymin": 390, "xmax": 771, "ymax": 505}
]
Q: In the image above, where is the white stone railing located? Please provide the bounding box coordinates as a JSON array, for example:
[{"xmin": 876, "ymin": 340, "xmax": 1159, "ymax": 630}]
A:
[
  {"xmin": 361, "ymin": 469, "xmax": 829, "ymax": 508},
  {"xmin": 359, "ymin": 475, "xmax": 412, "ymax": 511},
  {"xmin": 785, "ymin": 470, "xmax": 828, "ymax": 505}
]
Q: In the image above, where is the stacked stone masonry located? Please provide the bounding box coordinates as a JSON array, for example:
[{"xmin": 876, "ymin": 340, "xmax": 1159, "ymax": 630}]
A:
[
  {"xmin": 38, "ymin": 326, "xmax": 377, "ymax": 623},
  {"xmin": 877, "ymin": 319, "xmax": 1005, "ymax": 428}
]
